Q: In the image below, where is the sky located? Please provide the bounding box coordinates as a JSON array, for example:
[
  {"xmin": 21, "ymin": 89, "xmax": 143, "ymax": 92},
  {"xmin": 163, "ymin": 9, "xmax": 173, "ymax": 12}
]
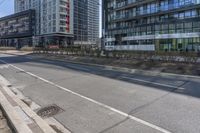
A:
[
  {"xmin": 0, "ymin": 0, "xmax": 14, "ymax": 17},
  {"xmin": 0, "ymin": 0, "xmax": 102, "ymax": 37}
]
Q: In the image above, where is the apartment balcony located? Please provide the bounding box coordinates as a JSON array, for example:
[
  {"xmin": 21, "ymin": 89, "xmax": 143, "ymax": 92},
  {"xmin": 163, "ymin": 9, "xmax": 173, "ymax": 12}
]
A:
[
  {"xmin": 111, "ymin": 4, "xmax": 200, "ymax": 23},
  {"xmin": 114, "ymin": 0, "xmax": 155, "ymax": 11},
  {"xmin": 113, "ymin": 0, "xmax": 198, "ymax": 11}
]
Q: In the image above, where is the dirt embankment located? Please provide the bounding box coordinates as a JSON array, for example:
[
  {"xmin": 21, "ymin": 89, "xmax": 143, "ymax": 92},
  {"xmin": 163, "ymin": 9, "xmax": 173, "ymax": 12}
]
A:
[{"xmin": 0, "ymin": 109, "xmax": 12, "ymax": 133}]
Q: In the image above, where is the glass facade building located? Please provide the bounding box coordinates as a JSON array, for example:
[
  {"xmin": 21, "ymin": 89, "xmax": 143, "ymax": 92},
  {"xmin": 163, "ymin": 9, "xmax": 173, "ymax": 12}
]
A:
[
  {"xmin": 0, "ymin": 10, "xmax": 35, "ymax": 48},
  {"xmin": 74, "ymin": 0, "xmax": 99, "ymax": 45},
  {"xmin": 104, "ymin": 0, "xmax": 200, "ymax": 51},
  {"xmin": 15, "ymin": 0, "xmax": 99, "ymax": 47},
  {"xmin": 87, "ymin": 0, "xmax": 100, "ymax": 44},
  {"xmin": 15, "ymin": 0, "xmax": 74, "ymax": 47},
  {"xmin": 74, "ymin": 0, "xmax": 88, "ymax": 43}
]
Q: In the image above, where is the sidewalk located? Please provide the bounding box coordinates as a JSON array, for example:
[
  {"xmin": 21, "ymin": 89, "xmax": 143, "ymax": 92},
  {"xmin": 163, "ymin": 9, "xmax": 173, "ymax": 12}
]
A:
[{"xmin": 0, "ymin": 75, "xmax": 70, "ymax": 133}]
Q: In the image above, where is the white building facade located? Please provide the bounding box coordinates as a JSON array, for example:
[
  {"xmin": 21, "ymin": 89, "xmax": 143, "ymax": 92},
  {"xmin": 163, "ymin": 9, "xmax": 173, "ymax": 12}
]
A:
[{"xmin": 15, "ymin": 0, "xmax": 74, "ymax": 47}]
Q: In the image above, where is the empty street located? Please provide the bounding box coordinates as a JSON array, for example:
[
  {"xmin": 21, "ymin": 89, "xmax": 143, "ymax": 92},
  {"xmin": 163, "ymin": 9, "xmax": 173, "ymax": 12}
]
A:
[{"xmin": 0, "ymin": 53, "xmax": 200, "ymax": 133}]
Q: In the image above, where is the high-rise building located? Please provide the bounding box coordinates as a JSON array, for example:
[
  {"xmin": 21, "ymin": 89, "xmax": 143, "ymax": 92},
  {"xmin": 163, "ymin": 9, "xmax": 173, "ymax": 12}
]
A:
[
  {"xmin": 87, "ymin": 0, "xmax": 100, "ymax": 44},
  {"xmin": 14, "ymin": 0, "xmax": 100, "ymax": 47},
  {"xmin": 73, "ymin": 0, "xmax": 88, "ymax": 44},
  {"xmin": 103, "ymin": 0, "xmax": 200, "ymax": 52},
  {"xmin": 15, "ymin": 0, "xmax": 74, "ymax": 47},
  {"xmin": 73, "ymin": 0, "xmax": 99, "ymax": 45}
]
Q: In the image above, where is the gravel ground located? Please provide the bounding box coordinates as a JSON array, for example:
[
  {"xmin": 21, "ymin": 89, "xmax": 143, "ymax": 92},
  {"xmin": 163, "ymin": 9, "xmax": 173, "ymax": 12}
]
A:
[{"xmin": 0, "ymin": 109, "xmax": 12, "ymax": 133}]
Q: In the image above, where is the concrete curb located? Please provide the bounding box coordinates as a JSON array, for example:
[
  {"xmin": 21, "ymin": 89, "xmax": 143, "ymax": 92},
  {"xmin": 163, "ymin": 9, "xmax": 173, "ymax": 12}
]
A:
[
  {"xmin": 0, "ymin": 75, "xmax": 57, "ymax": 133},
  {"xmin": 0, "ymin": 89, "xmax": 33, "ymax": 133},
  {"xmin": 11, "ymin": 87, "xmax": 72, "ymax": 133}
]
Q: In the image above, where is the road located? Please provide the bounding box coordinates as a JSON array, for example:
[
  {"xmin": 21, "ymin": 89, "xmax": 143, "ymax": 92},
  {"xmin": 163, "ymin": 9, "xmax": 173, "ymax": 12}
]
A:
[{"xmin": 0, "ymin": 53, "xmax": 200, "ymax": 133}]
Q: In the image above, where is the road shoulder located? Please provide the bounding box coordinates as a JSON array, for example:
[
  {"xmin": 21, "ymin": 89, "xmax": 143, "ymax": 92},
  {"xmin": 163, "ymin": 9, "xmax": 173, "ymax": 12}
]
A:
[{"xmin": 0, "ymin": 74, "xmax": 70, "ymax": 133}]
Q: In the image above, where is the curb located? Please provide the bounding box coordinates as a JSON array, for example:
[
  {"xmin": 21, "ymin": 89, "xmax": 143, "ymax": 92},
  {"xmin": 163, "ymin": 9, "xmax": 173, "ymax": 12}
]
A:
[
  {"xmin": 0, "ymin": 89, "xmax": 33, "ymax": 133},
  {"xmin": 0, "ymin": 75, "xmax": 57, "ymax": 133}
]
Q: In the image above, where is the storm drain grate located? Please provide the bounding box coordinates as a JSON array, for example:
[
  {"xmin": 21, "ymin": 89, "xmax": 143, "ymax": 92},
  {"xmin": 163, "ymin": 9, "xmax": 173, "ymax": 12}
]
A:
[{"xmin": 36, "ymin": 104, "xmax": 64, "ymax": 118}]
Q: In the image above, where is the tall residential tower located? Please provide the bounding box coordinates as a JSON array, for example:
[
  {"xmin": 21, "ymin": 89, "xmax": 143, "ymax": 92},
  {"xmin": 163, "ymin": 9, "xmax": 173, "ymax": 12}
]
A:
[
  {"xmin": 74, "ymin": 0, "xmax": 100, "ymax": 45},
  {"xmin": 15, "ymin": 0, "xmax": 74, "ymax": 47},
  {"xmin": 15, "ymin": 0, "xmax": 100, "ymax": 47},
  {"xmin": 104, "ymin": 0, "xmax": 200, "ymax": 52}
]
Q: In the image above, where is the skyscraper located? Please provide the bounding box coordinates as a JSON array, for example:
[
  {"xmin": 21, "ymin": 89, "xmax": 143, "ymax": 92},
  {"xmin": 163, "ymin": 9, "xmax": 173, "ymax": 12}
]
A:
[
  {"xmin": 15, "ymin": 0, "xmax": 100, "ymax": 47},
  {"xmin": 87, "ymin": 0, "xmax": 100, "ymax": 44},
  {"xmin": 73, "ymin": 0, "xmax": 88, "ymax": 44},
  {"xmin": 103, "ymin": 0, "xmax": 200, "ymax": 52},
  {"xmin": 73, "ymin": 0, "xmax": 99, "ymax": 45},
  {"xmin": 15, "ymin": 0, "xmax": 74, "ymax": 47}
]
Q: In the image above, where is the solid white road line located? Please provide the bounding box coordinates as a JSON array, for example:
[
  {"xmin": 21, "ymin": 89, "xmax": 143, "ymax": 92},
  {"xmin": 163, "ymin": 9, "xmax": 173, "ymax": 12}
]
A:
[
  {"xmin": 120, "ymin": 76, "xmax": 185, "ymax": 90},
  {"xmin": 0, "ymin": 59, "xmax": 172, "ymax": 133}
]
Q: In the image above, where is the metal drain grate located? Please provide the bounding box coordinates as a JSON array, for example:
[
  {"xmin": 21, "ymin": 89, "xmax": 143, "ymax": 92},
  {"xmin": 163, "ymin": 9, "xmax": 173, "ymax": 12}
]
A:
[{"xmin": 36, "ymin": 104, "xmax": 64, "ymax": 118}]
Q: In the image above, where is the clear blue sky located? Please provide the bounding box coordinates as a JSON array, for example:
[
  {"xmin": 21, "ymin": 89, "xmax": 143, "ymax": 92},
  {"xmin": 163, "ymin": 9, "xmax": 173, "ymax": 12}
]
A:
[
  {"xmin": 0, "ymin": 0, "xmax": 102, "ymax": 37},
  {"xmin": 0, "ymin": 0, "xmax": 14, "ymax": 17}
]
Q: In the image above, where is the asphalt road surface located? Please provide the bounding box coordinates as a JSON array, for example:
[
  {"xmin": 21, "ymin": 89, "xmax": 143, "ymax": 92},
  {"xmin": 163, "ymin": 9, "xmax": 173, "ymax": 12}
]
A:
[{"xmin": 0, "ymin": 53, "xmax": 200, "ymax": 133}]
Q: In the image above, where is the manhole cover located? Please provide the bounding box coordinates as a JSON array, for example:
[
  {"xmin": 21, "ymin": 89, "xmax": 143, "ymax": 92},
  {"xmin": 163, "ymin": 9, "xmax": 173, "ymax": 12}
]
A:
[{"xmin": 36, "ymin": 104, "xmax": 64, "ymax": 118}]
